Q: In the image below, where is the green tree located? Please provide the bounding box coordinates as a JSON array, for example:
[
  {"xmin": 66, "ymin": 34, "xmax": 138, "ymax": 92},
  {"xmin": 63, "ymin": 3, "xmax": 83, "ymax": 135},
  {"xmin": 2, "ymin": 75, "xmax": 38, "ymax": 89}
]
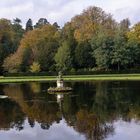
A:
[
  {"xmin": 55, "ymin": 41, "xmax": 72, "ymax": 71},
  {"xmin": 111, "ymin": 20, "xmax": 132, "ymax": 71},
  {"xmin": 61, "ymin": 22, "xmax": 77, "ymax": 68},
  {"xmin": 91, "ymin": 30, "xmax": 114, "ymax": 70},
  {"xmin": 75, "ymin": 42, "xmax": 94, "ymax": 68}
]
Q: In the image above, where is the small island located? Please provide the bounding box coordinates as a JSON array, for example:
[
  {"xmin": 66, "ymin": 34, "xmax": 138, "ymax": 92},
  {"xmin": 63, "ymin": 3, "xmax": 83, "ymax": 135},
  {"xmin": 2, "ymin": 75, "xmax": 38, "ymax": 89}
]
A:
[{"xmin": 48, "ymin": 72, "xmax": 72, "ymax": 93}]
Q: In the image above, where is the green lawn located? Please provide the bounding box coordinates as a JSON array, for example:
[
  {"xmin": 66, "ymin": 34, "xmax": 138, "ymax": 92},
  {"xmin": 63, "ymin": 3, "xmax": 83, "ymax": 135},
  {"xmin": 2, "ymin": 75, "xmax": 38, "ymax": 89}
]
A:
[{"xmin": 1, "ymin": 74, "xmax": 140, "ymax": 83}]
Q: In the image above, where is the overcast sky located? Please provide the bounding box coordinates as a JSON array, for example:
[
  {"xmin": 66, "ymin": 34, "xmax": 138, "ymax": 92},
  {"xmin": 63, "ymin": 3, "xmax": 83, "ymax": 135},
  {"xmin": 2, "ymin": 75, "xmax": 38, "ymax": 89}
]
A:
[{"xmin": 0, "ymin": 0, "xmax": 140, "ymax": 27}]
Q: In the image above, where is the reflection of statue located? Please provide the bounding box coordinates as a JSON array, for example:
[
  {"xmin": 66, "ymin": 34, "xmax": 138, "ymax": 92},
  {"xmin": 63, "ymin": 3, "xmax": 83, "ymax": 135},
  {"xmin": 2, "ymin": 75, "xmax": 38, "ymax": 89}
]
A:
[
  {"xmin": 57, "ymin": 94, "xmax": 64, "ymax": 103},
  {"xmin": 56, "ymin": 94, "xmax": 64, "ymax": 116},
  {"xmin": 30, "ymin": 82, "xmax": 41, "ymax": 93}
]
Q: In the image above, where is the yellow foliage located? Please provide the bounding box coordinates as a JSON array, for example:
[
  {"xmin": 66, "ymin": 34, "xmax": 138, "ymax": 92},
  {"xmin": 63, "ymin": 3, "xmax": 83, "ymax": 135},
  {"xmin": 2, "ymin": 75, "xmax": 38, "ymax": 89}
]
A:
[
  {"xmin": 30, "ymin": 62, "xmax": 41, "ymax": 73},
  {"xmin": 74, "ymin": 22, "xmax": 96, "ymax": 42},
  {"xmin": 127, "ymin": 23, "xmax": 140, "ymax": 43},
  {"xmin": 70, "ymin": 6, "xmax": 115, "ymax": 42}
]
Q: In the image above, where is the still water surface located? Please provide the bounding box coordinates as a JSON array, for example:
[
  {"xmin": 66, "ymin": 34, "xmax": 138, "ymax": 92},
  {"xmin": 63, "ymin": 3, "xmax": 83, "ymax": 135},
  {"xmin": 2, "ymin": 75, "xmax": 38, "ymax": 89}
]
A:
[{"xmin": 0, "ymin": 81, "xmax": 140, "ymax": 140}]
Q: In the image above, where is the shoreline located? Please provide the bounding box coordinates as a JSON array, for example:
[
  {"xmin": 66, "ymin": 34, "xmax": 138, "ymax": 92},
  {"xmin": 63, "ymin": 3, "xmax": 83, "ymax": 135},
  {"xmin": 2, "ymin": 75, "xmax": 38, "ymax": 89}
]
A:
[{"xmin": 1, "ymin": 74, "xmax": 140, "ymax": 83}]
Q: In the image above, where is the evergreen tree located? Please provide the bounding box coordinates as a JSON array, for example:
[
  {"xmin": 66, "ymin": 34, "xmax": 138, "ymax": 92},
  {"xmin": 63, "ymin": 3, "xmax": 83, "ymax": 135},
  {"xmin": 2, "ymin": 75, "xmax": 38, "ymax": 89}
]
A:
[
  {"xmin": 26, "ymin": 18, "xmax": 33, "ymax": 31},
  {"xmin": 53, "ymin": 22, "xmax": 60, "ymax": 29},
  {"xmin": 34, "ymin": 18, "xmax": 49, "ymax": 28},
  {"xmin": 12, "ymin": 18, "xmax": 24, "ymax": 51}
]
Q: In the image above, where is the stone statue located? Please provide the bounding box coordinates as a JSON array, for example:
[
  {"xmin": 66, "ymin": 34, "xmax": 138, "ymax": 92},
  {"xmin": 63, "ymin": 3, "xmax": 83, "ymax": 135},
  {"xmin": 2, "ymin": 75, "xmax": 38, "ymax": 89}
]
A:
[
  {"xmin": 58, "ymin": 71, "xmax": 63, "ymax": 80},
  {"xmin": 57, "ymin": 71, "xmax": 64, "ymax": 88},
  {"xmin": 48, "ymin": 71, "xmax": 72, "ymax": 92}
]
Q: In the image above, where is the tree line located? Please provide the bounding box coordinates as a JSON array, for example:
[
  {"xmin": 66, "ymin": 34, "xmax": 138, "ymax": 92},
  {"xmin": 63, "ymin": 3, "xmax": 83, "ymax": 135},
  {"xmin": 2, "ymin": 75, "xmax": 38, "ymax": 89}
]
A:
[{"xmin": 1, "ymin": 6, "xmax": 140, "ymax": 74}]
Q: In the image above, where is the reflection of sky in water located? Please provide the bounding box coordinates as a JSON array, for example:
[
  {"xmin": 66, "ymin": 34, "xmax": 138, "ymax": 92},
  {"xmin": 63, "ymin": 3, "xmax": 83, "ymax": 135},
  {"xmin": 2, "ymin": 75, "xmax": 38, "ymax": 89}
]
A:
[
  {"xmin": 0, "ymin": 119, "xmax": 140, "ymax": 140},
  {"xmin": 106, "ymin": 119, "xmax": 140, "ymax": 140},
  {"xmin": 0, "ymin": 119, "xmax": 85, "ymax": 140},
  {"xmin": 1, "ymin": 81, "xmax": 140, "ymax": 140}
]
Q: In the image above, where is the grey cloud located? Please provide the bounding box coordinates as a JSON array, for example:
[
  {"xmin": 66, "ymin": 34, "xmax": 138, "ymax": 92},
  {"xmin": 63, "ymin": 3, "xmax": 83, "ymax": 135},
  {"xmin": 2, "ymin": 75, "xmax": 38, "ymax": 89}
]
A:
[
  {"xmin": 113, "ymin": 7, "xmax": 140, "ymax": 25},
  {"xmin": 0, "ymin": 0, "xmax": 139, "ymax": 27}
]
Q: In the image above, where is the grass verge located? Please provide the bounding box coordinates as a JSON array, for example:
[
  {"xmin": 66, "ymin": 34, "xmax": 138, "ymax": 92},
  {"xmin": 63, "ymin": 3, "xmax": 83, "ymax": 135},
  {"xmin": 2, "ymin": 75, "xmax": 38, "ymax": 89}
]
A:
[{"xmin": 1, "ymin": 74, "xmax": 140, "ymax": 83}]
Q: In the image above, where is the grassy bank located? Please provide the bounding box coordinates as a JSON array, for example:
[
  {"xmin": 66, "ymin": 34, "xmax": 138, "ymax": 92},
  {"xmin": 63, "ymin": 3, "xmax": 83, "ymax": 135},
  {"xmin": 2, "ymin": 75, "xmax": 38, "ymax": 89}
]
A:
[{"xmin": 1, "ymin": 74, "xmax": 140, "ymax": 83}]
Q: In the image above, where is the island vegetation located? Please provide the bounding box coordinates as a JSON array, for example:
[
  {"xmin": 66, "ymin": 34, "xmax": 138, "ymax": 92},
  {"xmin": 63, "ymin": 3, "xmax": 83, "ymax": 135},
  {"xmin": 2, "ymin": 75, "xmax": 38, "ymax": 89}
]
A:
[{"xmin": 0, "ymin": 6, "xmax": 140, "ymax": 81}]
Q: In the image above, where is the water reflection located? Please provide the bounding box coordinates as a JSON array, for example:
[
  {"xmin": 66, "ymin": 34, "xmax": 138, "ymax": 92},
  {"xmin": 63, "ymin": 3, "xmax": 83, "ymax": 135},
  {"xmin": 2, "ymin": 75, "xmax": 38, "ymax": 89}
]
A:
[
  {"xmin": 0, "ymin": 81, "xmax": 139, "ymax": 140},
  {"xmin": 0, "ymin": 98, "xmax": 24, "ymax": 131}
]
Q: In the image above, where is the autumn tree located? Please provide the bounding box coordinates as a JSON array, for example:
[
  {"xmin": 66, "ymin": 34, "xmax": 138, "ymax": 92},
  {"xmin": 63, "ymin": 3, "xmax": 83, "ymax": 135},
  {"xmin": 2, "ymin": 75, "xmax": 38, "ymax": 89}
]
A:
[
  {"xmin": 2, "ymin": 6, "xmax": 140, "ymax": 73},
  {"xmin": 127, "ymin": 22, "xmax": 140, "ymax": 66},
  {"xmin": 3, "ymin": 24, "xmax": 59, "ymax": 72},
  {"xmin": 64, "ymin": 6, "xmax": 117, "ymax": 70},
  {"xmin": 3, "ymin": 53, "xmax": 22, "ymax": 73},
  {"xmin": 70, "ymin": 6, "xmax": 116, "ymax": 43}
]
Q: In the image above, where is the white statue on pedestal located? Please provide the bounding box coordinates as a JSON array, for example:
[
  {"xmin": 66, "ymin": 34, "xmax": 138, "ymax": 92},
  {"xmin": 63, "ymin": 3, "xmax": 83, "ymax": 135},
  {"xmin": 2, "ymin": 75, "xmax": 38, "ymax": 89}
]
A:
[{"xmin": 57, "ymin": 71, "xmax": 64, "ymax": 88}]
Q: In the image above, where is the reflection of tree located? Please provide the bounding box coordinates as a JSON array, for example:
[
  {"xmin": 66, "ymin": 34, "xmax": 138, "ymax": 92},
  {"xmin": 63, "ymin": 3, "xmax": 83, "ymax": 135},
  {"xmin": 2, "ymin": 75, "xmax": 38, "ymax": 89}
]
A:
[
  {"xmin": 128, "ymin": 104, "xmax": 140, "ymax": 120},
  {"xmin": 92, "ymin": 81, "xmax": 140, "ymax": 122},
  {"xmin": 3, "ymin": 84, "xmax": 61, "ymax": 129},
  {"xmin": 29, "ymin": 82, "xmax": 41, "ymax": 93},
  {"xmin": 62, "ymin": 94, "xmax": 78, "ymax": 125},
  {"xmin": 75, "ymin": 109, "xmax": 114, "ymax": 140},
  {"xmin": 92, "ymin": 82, "xmax": 116, "ymax": 122},
  {"xmin": 57, "ymin": 82, "xmax": 115, "ymax": 139},
  {"xmin": 0, "ymin": 98, "xmax": 24, "ymax": 130},
  {"xmin": 24, "ymin": 101, "xmax": 61, "ymax": 129},
  {"xmin": 1, "ymin": 81, "xmax": 140, "ymax": 139},
  {"xmin": 64, "ymin": 81, "xmax": 140, "ymax": 139}
]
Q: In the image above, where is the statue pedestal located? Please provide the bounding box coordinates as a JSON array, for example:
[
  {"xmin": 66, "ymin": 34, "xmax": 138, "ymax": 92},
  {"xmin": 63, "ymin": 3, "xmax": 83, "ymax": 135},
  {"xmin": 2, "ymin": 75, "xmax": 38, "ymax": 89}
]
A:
[{"xmin": 48, "ymin": 72, "xmax": 72, "ymax": 92}]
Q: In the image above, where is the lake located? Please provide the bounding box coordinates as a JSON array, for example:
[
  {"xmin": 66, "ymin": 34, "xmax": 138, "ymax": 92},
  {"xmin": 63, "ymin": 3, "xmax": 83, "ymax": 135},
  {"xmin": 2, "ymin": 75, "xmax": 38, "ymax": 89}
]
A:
[{"xmin": 0, "ymin": 81, "xmax": 140, "ymax": 140}]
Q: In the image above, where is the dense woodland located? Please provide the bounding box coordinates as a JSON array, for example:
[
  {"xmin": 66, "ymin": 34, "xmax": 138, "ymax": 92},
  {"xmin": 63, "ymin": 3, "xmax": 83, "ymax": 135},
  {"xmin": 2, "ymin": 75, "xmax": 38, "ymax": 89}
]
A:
[{"xmin": 1, "ymin": 6, "xmax": 140, "ymax": 74}]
